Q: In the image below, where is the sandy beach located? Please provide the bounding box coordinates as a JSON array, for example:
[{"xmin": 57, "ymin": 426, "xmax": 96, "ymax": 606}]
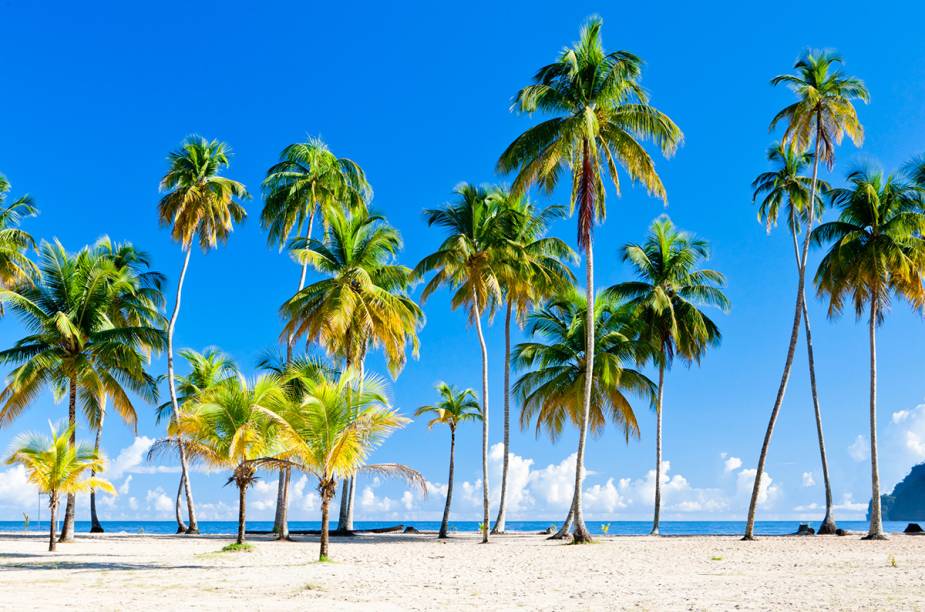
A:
[{"xmin": 0, "ymin": 531, "xmax": 922, "ymax": 610}]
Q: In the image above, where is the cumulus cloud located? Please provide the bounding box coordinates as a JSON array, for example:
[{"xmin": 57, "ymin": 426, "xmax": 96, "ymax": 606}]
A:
[
  {"xmin": 890, "ymin": 405, "xmax": 925, "ymax": 461},
  {"xmin": 145, "ymin": 487, "xmax": 173, "ymax": 514},
  {"xmin": 736, "ymin": 468, "xmax": 780, "ymax": 507},
  {"xmin": 108, "ymin": 437, "xmax": 156, "ymax": 479},
  {"xmin": 802, "ymin": 472, "xmax": 816, "ymax": 487},
  {"xmin": 722, "ymin": 455, "xmax": 742, "ymax": 473},
  {"xmin": 0, "ymin": 465, "xmax": 39, "ymax": 510},
  {"xmin": 848, "ymin": 435, "xmax": 868, "ymax": 462}
]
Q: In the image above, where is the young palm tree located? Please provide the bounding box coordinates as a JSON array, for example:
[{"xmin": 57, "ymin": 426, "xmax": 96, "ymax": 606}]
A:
[
  {"xmin": 415, "ymin": 183, "xmax": 513, "ymax": 543},
  {"xmin": 282, "ymin": 209, "xmax": 422, "ymax": 530},
  {"xmin": 745, "ymin": 51, "xmax": 868, "ymax": 540},
  {"xmin": 5, "ymin": 422, "xmax": 115, "ymax": 551},
  {"xmin": 416, "ymin": 382, "xmax": 482, "ymax": 538},
  {"xmin": 498, "ymin": 16, "xmax": 682, "ymax": 542},
  {"xmin": 811, "ymin": 168, "xmax": 925, "ymax": 540},
  {"xmin": 607, "ymin": 216, "xmax": 728, "ymax": 535},
  {"xmin": 157, "ymin": 135, "xmax": 249, "ymax": 534},
  {"xmin": 0, "ymin": 175, "xmax": 38, "ymax": 299},
  {"xmin": 514, "ymin": 287, "xmax": 655, "ymax": 537},
  {"xmin": 0, "ymin": 241, "xmax": 164, "ymax": 541},
  {"xmin": 752, "ymin": 144, "xmax": 838, "ymax": 533},
  {"xmin": 490, "ymin": 190, "xmax": 575, "ymax": 534}
]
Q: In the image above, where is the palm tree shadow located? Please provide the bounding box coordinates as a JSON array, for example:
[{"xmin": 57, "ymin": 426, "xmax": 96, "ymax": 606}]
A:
[{"xmin": 0, "ymin": 560, "xmax": 208, "ymax": 572}]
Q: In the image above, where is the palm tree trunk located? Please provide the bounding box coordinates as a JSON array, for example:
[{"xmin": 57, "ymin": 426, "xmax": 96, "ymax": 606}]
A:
[
  {"xmin": 549, "ymin": 482, "xmax": 577, "ymax": 540},
  {"xmin": 338, "ymin": 354, "xmax": 364, "ymax": 533},
  {"xmin": 743, "ymin": 127, "xmax": 821, "ymax": 541},
  {"xmin": 59, "ymin": 378, "xmax": 78, "ymax": 542},
  {"xmin": 864, "ymin": 297, "xmax": 887, "ymax": 540},
  {"xmin": 492, "ymin": 301, "xmax": 513, "ymax": 535},
  {"xmin": 651, "ymin": 362, "xmax": 665, "ymax": 536},
  {"xmin": 236, "ymin": 481, "xmax": 247, "ymax": 545},
  {"xmin": 320, "ymin": 484, "xmax": 333, "ymax": 561},
  {"xmin": 571, "ymin": 238, "xmax": 594, "ymax": 544},
  {"xmin": 472, "ymin": 292, "xmax": 491, "ymax": 544},
  {"xmin": 48, "ymin": 493, "xmax": 58, "ymax": 552},
  {"xmin": 175, "ymin": 472, "xmax": 188, "ymax": 533},
  {"xmin": 89, "ymin": 408, "xmax": 106, "ymax": 533},
  {"xmin": 337, "ymin": 479, "xmax": 351, "ymax": 532},
  {"xmin": 167, "ymin": 247, "xmax": 199, "ymax": 534},
  {"xmin": 439, "ymin": 428, "xmax": 456, "ymax": 539}
]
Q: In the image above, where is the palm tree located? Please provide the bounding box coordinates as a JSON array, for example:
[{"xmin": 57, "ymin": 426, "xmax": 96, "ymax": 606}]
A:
[
  {"xmin": 514, "ymin": 287, "xmax": 654, "ymax": 537},
  {"xmin": 415, "ymin": 183, "xmax": 513, "ymax": 543},
  {"xmin": 752, "ymin": 144, "xmax": 838, "ymax": 533},
  {"xmin": 0, "ymin": 241, "xmax": 164, "ymax": 541},
  {"xmin": 490, "ymin": 189, "xmax": 575, "ymax": 534},
  {"xmin": 171, "ymin": 374, "xmax": 289, "ymax": 545},
  {"xmin": 811, "ymin": 168, "xmax": 925, "ymax": 539},
  {"xmin": 416, "ymin": 382, "xmax": 482, "ymax": 538},
  {"xmin": 157, "ymin": 135, "xmax": 249, "ymax": 534},
  {"xmin": 607, "ymin": 216, "xmax": 728, "ymax": 535},
  {"xmin": 283, "ymin": 209, "xmax": 422, "ymax": 530},
  {"xmin": 744, "ymin": 51, "xmax": 868, "ymax": 540},
  {"xmin": 498, "ymin": 16, "xmax": 682, "ymax": 542},
  {"xmin": 262, "ymin": 137, "xmax": 371, "ymax": 536},
  {"xmin": 0, "ymin": 174, "xmax": 38, "ymax": 299},
  {"xmin": 5, "ymin": 421, "xmax": 115, "ymax": 551}
]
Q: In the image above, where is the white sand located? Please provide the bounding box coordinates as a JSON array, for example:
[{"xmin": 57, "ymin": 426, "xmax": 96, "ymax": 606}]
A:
[{"xmin": 0, "ymin": 531, "xmax": 922, "ymax": 610}]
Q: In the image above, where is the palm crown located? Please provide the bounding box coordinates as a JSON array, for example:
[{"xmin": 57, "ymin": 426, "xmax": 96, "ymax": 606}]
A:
[
  {"xmin": 156, "ymin": 348, "xmax": 239, "ymax": 424},
  {"xmin": 752, "ymin": 144, "xmax": 828, "ymax": 233},
  {"xmin": 0, "ymin": 175, "xmax": 39, "ymax": 292},
  {"xmin": 415, "ymin": 382, "xmax": 482, "ymax": 431}
]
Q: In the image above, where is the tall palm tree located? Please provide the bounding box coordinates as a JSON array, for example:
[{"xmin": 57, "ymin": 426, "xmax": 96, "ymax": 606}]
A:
[
  {"xmin": 498, "ymin": 16, "xmax": 681, "ymax": 542},
  {"xmin": 415, "ymin": 382, "xmax": 482, "ymax": 538},
  {"xmin": 744, "ymin": 51, "xmax": 868, "ymax": 539},
  {"xmin": 514, "ymin": 287, "xmax": 654, "ymax": 537},
  {"xmin": 157, "ymin": 135, "xmax": 249, "ymax": 534},
  {"xmin": 0, "ymin": 175, "xmax": 38, "ymax": 300},
  {"xmin": 262, "ymin": 137, "xmax": 371, "ymax": 536},
  {"xmin": 811, "ymin": 168, "xmax": 925, "ymax": 539},
  {"xmin": 415, "ymin": 183, "xmax": 513, "ymax": 543},
  {"xmin": 283, "ymin": 209, "xmax": 422, "ymax": 530},
  {"xmin": 607, "ymin": 216, "xmax": 728, "ymax": 535},
  {"xmin": 5, "ymin": 422, "xmax": 115, "ymax": 551},
  {"xmin": 0, "ymin": 241, "xmax": 164, "ymax": 541},
  {"xmin": 752, "ymin": 144, "xmax": 838, "ymax": 533},
  {"xmin": 490, "ymin": 190, "xmax": 575, "ymax": 534}
]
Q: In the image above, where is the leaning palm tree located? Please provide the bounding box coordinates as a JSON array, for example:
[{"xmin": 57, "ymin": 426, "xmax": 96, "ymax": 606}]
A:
[
  {"xmin": 283, "ymin": 209, "xmax": 422, "ymax": 531},
  {"xmin": 490, "ymin": 189, "xmax": 575, "ymax": 534},
  {"xmin": 744, "ymin": 51, "xmax": 868, "ymax": 540},
  {"xmin": 157, "ymin": 135, "xmax": 249, "ymax": 534},
  {"xmin": 811, "ymin": 168, "xmax": 925, "ymax": 540},
  {"xmin": 0, "ymin": 241, "xmax": 164, "ymax": 541},
  {"xmin": 5, "ymin": 422, "xmax": 115, "ymax": 551},
  {"xmin": 607, "ymin": 216, "xmax": 728, "ymax": 535},
  {"xmin": 0, "ymin": 175, "xmax": 38, "ymax": 299},
  {"xmin": 416, "ymin": 382, "xmax": 482, "ymax": 538},
  {"xmin": 498, "ymin": 16, "xmax": 682, "ymax": 542},
  {"xmin": 514, "ymin": 287, "xmax": 654, "ymax": 538},
  {"xmin": 415, "ymin": 183, "xmax": 513, "ymax": 543},
  {"xmin": 752, "ymin": 144, "xmax": 838, "ymax": 533}
]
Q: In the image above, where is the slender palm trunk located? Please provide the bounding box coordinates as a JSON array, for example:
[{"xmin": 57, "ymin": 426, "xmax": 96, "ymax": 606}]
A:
[
  {"xmin": 48, "ymin": 493, "xmax": 58, "ymax": 552},
  {"xmin": 439, "ymin": 428, "xmax": 456, "ymax": 539},
  {"xmin": 59, "ymin": 378, "xmax": 77, "ymax": 542},
  {"xmin": 89, "ymin": 408, "xmax": 106, "ymax": 533},
  {"xmin": 320, "ymin": 482, "xmax": 333, "ymax": 560},
  {"xmin": 572, "ymin": 238, "xmax": 594, "ymax": 544},
  {"xmin": 236, "ymin": 482, "xmax": 247, "ymax": 545},
  {"xmin": 788, "ymin": 223, "xmax": 837, "ymax": 534},
  {"xmin": 550, "ymin": 476, "xmax": 577, "ymax": 540},
  {"xmin": 167, "ymin": 247, "xmax": 199, "ymax": 534},
  {"xmin": 743, "ymin": 127, "xmax": 821, "ymax": 540},
  {"xmin": 651, "ymin": 362, "xmax": 665, "ymax": 536},
  {"xmin": 338, "ymin": 355, "xmax": 364, "ymax": 532},
  {"xmin": 472, "ymin": 291, "xmax": 490, "ymax": 544},
  {"xmin": 175, "ymin": 472, "xmax": 188, "ymax": 533},
  {"xmin": 864, "ymin": 297, "xmax": 887, "ymax": 540},
  {"xmin": 492, "ymin": 302, "xmax": 513, "ymax": 535}
]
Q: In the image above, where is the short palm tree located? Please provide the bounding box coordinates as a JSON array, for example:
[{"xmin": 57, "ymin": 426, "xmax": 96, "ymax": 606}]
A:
[
  {"xmin": 0, "ymin": 175, "xmax": 38, "ymax": 299},
  {"xmin": 745, "ymin": 51, "xmax": 868, "ymax": 540},
  {"xmin": 416, "ymin": 382, "xmax": 482, "ymax": 538},
  {"xmin": 811, "ymin": 168, "xmax": 925, "ymax": 540},
  {"xmin": 514, "ymin": 287, "xmax": 655, "ymax": 537},
  {"xmin": 5, "ymin": 422, "xmax": 115, "ymax": 551},
  {"xmin": 415, "ymin": 183, "xmax": 513, "ymax": 543},
  {"xmin": 0, "ymin": 241, "xmax": 164, "ymax": 541},
  {"xmin": 498, "ymin": 17, "xmax": 681, "ymax": 542},
  {"xmin": 607, "ymin": 216, "xmax": 728, "ymax": 535},
  {"xmin": 157, "ymin": 135, "xmax": 249, "ymax": 534},
  {"xmin": 752, "ymin": 144, "xmax": 838, "ymax": 533}
]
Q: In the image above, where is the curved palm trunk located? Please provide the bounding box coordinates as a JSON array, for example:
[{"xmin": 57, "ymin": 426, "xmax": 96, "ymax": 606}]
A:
[
  {"xmin": 319, "ymin": 480, "xmax": 334, "ymax": 561},
  {"xmin": 492, "ymin": 302, "xmax": 513, "ymax": 535},
  {"xmin": 651, "ymin": 363, "xmax": 665, "ymax": 536},
  {"xmin": 743, "ymin": 127, "xmax": 821, "ymax": 540},
  {"xmin": 439, "ymin": 428, "xmax": 456, "ymax": 539},
  {"xmin": 59, "ymin": 378, "xmax": 78, "ymax": 542},
  {"xmin": 571, "ymin": 238, "xmax": 594, "ymax": 544},
  {"xmin": 236, "ymin": 482, "xmax": 247, "ymax": 545},
  {"xmin": 89, "ymin": 408, "xmax": 106, "ymax": 533},
  {"xmin": 167, "ymin": 247, "xmax": 199, "ymax": 534},
  {"xmin": 175, "ymin": 472, "xmax": 188, "ymax": 533},
  {"xmin": 472, "ymin": 293, "xmax": 490, "ymax": 544},
  {"xmin": 864, "ymin": 297, "xmax": 887, "ymax": 540},
  {"xmin": 48, "ymin": 493, "xmax": 58, "ymax": 552},
  {"xmin": 549, "ymin": 478, "xmax": 577, "ymax": 540}
]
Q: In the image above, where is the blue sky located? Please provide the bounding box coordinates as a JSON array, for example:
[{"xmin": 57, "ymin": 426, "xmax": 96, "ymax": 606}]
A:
[{"xmin": 2, "ymin": 0, "xmax": 925, "ymax": 523}]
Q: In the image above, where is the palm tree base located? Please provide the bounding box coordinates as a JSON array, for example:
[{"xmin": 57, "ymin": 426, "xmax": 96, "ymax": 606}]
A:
[
  {"xmin": 175, "ymin": 527, "xmax": 186, "ymax": 534},
  {"xmin": 650, "ymin": 529, "xmax": 659, "ymax": 536},
  {"xmin": 741, "ymin": 535, "xmax": 756, "ymax": 542},
  {"xmin": 331, "ymin": 529, "xmax": 357, "ymax": 537},
  {"xmin": 862, "ymin": 533, "xmax": 889, "ymax": 541},
  {"xmin": 90, "ymin": 525, "xmax": 105, "ymax": 534},
  {"xmin": 570, "ymin": 529, "xmax": 593, "ymax": 544},
  {"xmin": 184, "ymin": 527, "xmax": 200, "ymax": 535},
  {"xmin": 490, "ymin": 528, "xmax": 505, "ymax": 535},
  {"xmin": 817, "ymin": 517, "xmax": 838, "ymax": 535}
]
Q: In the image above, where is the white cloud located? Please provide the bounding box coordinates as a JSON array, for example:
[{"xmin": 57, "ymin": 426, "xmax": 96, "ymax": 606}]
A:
[
  {"xmin": 584, "ymin": 479, "xmax": 624, "ymax": 513},
  {"xmin": 108, "ymin": 436, "xmax": 155, "ymax": 479},
  {"xmin": 723, "ymin": 455, "xmax": 743, "ymax": 473},
  {"xmin": 118, "ymin": 475, "xmax": 134, "ymax": 495},
  {"xmin": 736, "ymin": 468, "xmax": 780, "ymax": 507},
  {"xmin": 833, "ymin": 492, "xmax": 867, "ymax": 513},
  {"xmin": 524, "ymin": 452, "xmax": 577, "ymax": 510},
  {"xmin": 890, "ymin": 405, "xmax": 925, "ymax": 461},
  {"xmin": 0, "ymin": 465, "xmax": 39, "ymax": 510},
  {"xmin": 145, "ymin": 487, "xmax": 173, "ymax": 514},
  {"xmin": 848, "ymin": 435, "xmax": 868, "ymax": 462},
  {"xmin": 802, "ymin": 472, "xmax": 816, "ymax": 487},
  {"xmin": 401, "ymin": 491, "xmax": 414, "ymax": 511}
]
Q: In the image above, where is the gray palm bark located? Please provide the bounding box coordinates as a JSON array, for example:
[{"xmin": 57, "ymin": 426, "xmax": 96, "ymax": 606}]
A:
[{"xmin": 492, "ymin": 302, "xmax": 513, "ymax": 534}]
